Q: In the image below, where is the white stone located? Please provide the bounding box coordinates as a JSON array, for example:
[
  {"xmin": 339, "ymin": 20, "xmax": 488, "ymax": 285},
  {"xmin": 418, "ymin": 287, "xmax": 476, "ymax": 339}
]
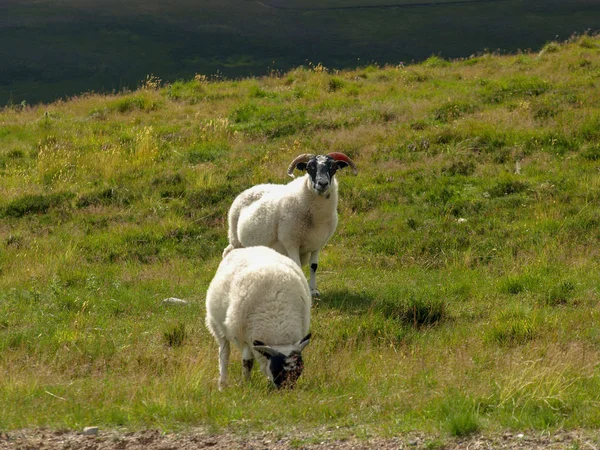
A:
[
  {"xmin": 162, "ymin": 297, "xmax": 189, "ymax": 305},
  {"xmin": 83, "ymin": 427, "xmax": 99, "ymax": 436}
]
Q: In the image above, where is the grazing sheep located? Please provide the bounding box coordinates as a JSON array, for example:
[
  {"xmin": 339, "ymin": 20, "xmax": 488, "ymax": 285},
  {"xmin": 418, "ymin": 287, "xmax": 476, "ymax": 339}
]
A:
[
  {"xmin": 222, "ymin": 152, "xmax": 357, "ymax": 297},
  {"xmin": 205, "ymin": 246, "xmax": 312, "ymax": 390}
]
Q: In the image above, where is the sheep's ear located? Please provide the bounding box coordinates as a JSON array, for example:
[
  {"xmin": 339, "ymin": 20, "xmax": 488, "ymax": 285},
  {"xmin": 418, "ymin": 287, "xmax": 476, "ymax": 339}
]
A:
[
  {"xmin": 295, "ymin": 333, "xmax": 311, "ymax": 352},
  {"xmin": 287, "ymin": 153, "xmax": 315, "ymax": 178},
  {"xmin": 253, "ymin": 343, "xmax": 279, "ymax": 359}
]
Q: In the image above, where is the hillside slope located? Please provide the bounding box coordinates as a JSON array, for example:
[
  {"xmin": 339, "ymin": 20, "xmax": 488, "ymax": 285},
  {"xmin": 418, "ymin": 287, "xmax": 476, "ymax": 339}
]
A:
[{"xmin": 1, "ymin": 36, "xmax": 600, "ymax": 442}]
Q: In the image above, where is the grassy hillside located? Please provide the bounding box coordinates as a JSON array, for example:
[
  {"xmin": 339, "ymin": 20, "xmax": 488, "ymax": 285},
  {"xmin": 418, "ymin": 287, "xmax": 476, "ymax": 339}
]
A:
[
  {"xmin": 2, "ymin": 0, "xmax": 600, "ymax": 105},
  {"xmin": 2, "ymin": 35, "xmax": 600, "ymax": 442}
]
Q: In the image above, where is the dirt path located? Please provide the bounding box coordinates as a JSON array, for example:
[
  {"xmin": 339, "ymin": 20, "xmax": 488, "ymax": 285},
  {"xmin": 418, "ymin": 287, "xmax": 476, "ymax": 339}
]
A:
[{"xmin": 1, "ymin": 428, "xmax": 598, "ymax": 449}]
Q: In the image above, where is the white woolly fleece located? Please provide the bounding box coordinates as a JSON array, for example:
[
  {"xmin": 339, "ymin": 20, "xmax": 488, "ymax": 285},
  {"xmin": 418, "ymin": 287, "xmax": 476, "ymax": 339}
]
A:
[
  {"xmin": 205, "ymin": 246, "xmax": 311, "ymax": 350},
  {"xmin": 223, "ymin": 174, "xmax": 339, "ymax": 266}
]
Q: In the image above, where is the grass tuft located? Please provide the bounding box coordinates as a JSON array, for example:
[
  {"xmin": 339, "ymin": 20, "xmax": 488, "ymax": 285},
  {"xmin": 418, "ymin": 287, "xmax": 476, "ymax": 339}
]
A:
[
  {"xmin": 109, "ymin": 94, "xmax": 161, "ymax": 113},
  {"xmin": 488, "ymin": 177, "xmax": 528, "ymax": 198},
  {"xmin": 544, "ymin": 281, "xmax": 576, "ymax": 306},
  {"xmin": 486, "ymin": 305, "xmax": 539, "ymax": 346},
  {"xmin": 377, "ymin": 286, "xmax": 446, "ymax": 328},
  {"xmin": 440, "ymin": 394, "xmax": 481, "ymax": 437},
  {"xmin": 3, "ymin": 192, "xmax": 73, "ymax": 217},
  {"xmin": 163, "ymin": 323, "xmax": 187, "ymax": 348}
]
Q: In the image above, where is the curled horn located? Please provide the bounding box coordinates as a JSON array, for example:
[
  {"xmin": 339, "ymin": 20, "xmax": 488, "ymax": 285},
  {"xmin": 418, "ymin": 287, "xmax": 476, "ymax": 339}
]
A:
[
  {"xmin": 328, "ymin": 152, "xmax": 358, "ymax": 175},
  {"xmin": 286, "ymin": 153, "xmax": 315, "ymax": 178}
]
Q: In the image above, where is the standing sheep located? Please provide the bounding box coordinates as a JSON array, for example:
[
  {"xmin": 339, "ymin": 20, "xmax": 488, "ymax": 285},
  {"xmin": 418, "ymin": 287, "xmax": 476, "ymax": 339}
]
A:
[
  {"xmin": 222, "ymin": 152, "xmax": 357, "ymax": 297},
  {"xmin": 205, "ymin": 246, "xmax": 312, "ymax": 390}
]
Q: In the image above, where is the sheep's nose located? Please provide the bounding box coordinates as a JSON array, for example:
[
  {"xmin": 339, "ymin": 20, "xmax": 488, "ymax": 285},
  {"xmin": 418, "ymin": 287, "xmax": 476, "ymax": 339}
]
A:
[{"xmin": 317, "ymin": 180, "xmax": 329, "ymax": 188}]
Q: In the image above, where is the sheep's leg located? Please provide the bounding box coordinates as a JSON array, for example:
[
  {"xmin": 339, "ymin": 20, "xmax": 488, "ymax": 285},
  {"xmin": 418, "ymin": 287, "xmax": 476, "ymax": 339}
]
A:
[
  {"xmin": 309, "ymin": 250, "xmax": 320, "ymax": 298},
  {"xmin": 218, "ymin": 339, "xmax": 230, "ymax": 390},
  {"xmin": 242, "ymin": 345, "xmax": 254, "ymax": 382},
  {"xmin": 284, "ymin": 245, "xmax": 302, "ymax": 268}
]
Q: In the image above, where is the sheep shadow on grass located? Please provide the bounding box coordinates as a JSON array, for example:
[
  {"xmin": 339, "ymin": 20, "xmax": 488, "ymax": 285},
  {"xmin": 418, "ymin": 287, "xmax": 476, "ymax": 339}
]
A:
[
  {"xmin": 318, "ymin": 287, "xmax": 446, "ymax": 328},
  {"xmin": 316, "ymin": 288, "xmax": 376, "ymax": 313}
]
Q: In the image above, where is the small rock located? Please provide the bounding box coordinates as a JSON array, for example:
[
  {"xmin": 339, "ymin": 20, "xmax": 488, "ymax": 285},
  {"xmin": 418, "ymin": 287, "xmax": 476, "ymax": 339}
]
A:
[
  {"xmin": 162, "ymin": 297, "xmax": 188, "ymax": 306},
  {"xmin": 517, "ymin": 433, "xmax": 525, "ymax": 439},
  {"xmin": 83, "ymin": 427, "xmax": 99, "ymax": 436},
  {"xmin": 457, "ymin": 218, "xmax": 467, "ymax": 224}
]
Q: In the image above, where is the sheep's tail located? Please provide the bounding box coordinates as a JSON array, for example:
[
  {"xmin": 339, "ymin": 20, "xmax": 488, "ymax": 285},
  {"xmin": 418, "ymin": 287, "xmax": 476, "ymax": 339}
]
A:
[
  {"xmin": 225, "ymin": 219, "xmax": 243, "ymax": 258},
  {"xmin": 222, "ymin": 244, "xmax": 235, "ymax": 259},
  {"xmin": 224, "ymin": 195, "xmax": 244, "ymax": 259}
]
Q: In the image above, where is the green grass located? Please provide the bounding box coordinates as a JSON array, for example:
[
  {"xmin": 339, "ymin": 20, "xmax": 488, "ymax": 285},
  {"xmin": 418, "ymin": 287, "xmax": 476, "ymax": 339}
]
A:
[{"xmin": 2, "ymin": 35, "xmax": 600, "ymax": 440}]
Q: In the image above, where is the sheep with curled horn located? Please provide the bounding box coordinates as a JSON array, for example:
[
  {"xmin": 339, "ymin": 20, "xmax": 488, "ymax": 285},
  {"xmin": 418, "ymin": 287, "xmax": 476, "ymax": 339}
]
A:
[{"xmin": 222, "ymin": 152, "xmax": 357, "ymax": 298}]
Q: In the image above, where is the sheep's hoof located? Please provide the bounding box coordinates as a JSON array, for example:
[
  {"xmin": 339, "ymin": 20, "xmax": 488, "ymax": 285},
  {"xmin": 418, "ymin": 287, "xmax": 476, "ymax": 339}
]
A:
[
  {"xmin": 311, "ymin": 289, "xmax": 321, "ymax": 299},
  {"xmin": 218, "ymin": 380, "xmax": 228, "ymax": 391}
]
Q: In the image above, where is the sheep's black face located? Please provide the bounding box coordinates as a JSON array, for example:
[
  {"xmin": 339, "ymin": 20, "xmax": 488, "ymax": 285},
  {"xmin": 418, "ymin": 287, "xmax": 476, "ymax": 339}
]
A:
[
  {"xmin": 269, "ymin": 351, "xmax": 304, "ymax": 389},
  {"xmin": 305, "ymin": 155, "xmax": 338, "ymax": 196},
  {"xmin": 253, "ymin": 334, "xmax": 310, "ymax": 389}
]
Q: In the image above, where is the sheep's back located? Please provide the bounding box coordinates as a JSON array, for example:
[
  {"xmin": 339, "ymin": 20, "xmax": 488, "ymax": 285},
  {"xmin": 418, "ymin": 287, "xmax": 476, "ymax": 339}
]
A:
[{"xmin": 219, "ymin": 247, "xmax": 311, "ymax": 346}]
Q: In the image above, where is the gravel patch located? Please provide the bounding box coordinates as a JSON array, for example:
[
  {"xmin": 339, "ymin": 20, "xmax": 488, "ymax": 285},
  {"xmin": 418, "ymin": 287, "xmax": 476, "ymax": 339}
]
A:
[{"xmin": 0, "ymin": 428, "xmax": 597, "ymax": 449}]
